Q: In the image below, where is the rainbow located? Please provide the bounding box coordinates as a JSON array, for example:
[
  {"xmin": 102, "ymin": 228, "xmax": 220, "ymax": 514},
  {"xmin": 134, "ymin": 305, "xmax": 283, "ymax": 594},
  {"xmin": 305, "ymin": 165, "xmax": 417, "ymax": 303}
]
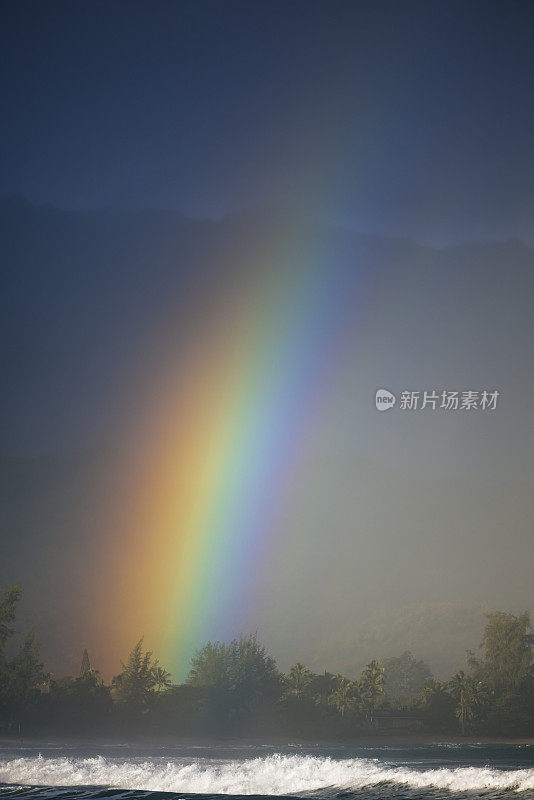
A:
[{"xmin": 101, "ymin": 219, "xmax": 364, "ymax": 680}]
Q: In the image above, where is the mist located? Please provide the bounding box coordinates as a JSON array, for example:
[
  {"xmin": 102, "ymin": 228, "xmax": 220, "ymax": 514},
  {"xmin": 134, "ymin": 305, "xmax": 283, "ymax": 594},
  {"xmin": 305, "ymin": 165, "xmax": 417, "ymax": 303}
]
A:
[{"xmin": 1, "ymin": 200, "xmax": 532, "ymax": 681}]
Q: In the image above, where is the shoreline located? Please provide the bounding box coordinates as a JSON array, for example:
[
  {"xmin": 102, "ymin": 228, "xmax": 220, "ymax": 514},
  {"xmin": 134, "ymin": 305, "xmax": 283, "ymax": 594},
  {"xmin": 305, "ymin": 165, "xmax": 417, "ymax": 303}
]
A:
[{"xmin": 1, "ymin": 734, "xmax": 533, "ymax": 748}]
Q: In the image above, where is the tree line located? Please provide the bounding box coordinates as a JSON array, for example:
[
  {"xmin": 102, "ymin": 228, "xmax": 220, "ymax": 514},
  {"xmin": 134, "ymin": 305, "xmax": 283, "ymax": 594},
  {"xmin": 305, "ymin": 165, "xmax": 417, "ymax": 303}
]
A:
[{"xmin": 1, "ymin": 586, "xmax": 533, "ymax": 738}]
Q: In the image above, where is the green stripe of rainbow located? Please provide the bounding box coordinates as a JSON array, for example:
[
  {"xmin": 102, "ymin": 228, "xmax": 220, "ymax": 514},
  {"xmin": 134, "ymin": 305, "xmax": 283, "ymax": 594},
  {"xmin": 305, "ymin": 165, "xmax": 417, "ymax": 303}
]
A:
[{"xmin": 102, "ymin": 222, "xmax": 363, "ymax": 679}]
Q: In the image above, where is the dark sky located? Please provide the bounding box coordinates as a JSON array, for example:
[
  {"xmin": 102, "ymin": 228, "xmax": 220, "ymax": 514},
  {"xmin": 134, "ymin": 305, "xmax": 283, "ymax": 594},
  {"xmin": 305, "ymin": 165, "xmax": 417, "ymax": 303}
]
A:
[{"xmin": 2, "ymin": 0, "xmax": 533, "ymax": 243}]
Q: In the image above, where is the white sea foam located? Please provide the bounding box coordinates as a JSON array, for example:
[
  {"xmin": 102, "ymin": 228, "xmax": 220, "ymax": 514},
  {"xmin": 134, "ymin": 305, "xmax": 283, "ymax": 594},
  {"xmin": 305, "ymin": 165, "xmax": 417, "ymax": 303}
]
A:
[{"xmin": 1, "ymin": 754, "xmax": 534, "ymax": 795}]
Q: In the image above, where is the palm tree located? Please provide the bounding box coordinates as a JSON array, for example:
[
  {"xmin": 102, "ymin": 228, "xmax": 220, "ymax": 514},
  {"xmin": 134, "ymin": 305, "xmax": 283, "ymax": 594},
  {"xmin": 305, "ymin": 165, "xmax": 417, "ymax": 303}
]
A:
[
  {"xmin": 449, "ymin": 671, "xmax": 469, "ymax": 734},
  {"xmin": 449, "ymin": 671, "xmax": 490, "ymax": 735},
  {"xmin": 152, "ymin": 663, "xmax": 172, "ymax": 692},
  {"xmin": 358, "ymin": 660, "xmax": 385, "ymax": 723},
  {"xmin": 285, "ymin": 663, "xmax": 314, "ymax": 700},
  {"xmin": 328, "ymin": 675, "xmax": 358, "ymax": 717}
]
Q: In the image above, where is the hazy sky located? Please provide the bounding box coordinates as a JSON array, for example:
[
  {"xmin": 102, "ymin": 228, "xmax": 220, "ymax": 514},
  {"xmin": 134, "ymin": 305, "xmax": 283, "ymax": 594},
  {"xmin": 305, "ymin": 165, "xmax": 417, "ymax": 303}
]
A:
[
  {"xmin": 2, "ymin": 1, "xmax": 534, "ymax": 243},
  {"xmin": 1, "ymin": 205, "xmax": 533, "ymax": 677}
]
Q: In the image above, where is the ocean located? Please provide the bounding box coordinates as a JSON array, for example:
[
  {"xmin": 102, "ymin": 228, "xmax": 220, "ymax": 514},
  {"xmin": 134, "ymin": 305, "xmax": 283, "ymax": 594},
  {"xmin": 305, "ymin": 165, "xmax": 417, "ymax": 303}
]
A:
[{"xmin": 0, "ymin": 742, "xmax": 533, "ymax": 800}]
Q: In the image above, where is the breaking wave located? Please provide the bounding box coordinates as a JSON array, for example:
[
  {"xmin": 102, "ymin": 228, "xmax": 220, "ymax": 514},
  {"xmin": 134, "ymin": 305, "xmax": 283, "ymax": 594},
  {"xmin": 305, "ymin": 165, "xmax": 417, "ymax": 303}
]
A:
[{"xmin": 1, "ymin": 754, "xmax": 534, "ymax": 796}]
